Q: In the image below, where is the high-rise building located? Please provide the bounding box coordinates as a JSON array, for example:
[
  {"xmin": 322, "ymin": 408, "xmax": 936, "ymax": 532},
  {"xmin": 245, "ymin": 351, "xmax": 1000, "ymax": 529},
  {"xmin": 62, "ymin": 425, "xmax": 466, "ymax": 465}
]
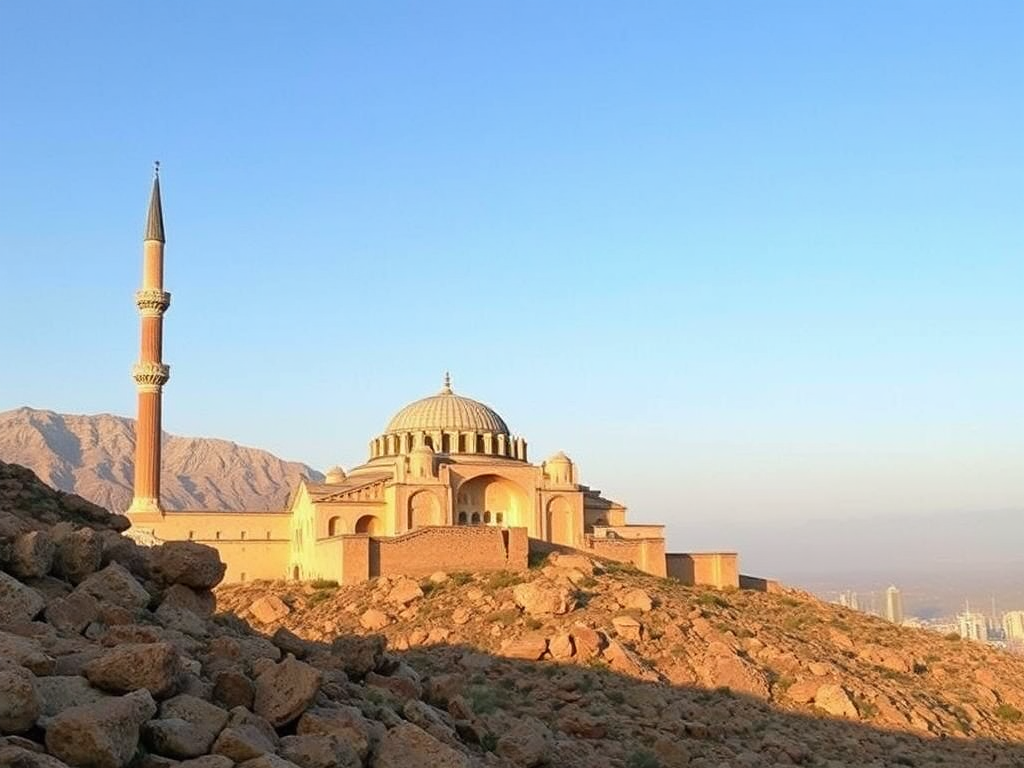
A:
[
  {"xmin": 1003, "ymin": 611, "xmax": 1024, "ymax": 641},
  {"xmin": 959, "ymin": 611, "xmax": 989, "ymax": 642},
  {"xmin": 885, "ymin": 585, "xmax": 904, "ymax": 624},
  {"xmin": 838, "ymin": 590, "xmax": 860, "ymax": 610}
]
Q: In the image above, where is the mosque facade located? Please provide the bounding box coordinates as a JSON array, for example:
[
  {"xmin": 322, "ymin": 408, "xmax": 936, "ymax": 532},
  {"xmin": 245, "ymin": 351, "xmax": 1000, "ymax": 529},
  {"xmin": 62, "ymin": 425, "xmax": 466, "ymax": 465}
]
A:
[{"xmin": 126, "ymin": 170, "xmax": 739, "ymax": 588}]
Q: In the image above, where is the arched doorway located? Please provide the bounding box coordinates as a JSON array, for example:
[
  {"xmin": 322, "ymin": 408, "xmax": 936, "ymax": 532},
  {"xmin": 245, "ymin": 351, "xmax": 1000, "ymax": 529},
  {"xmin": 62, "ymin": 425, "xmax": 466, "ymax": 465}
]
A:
[
  {"xmin": 327, "ymin": 516, "xmax": 341, "ymax": 537},
  {"xmin": 408, "ymin": 490, "xmax": 442, "ymax": 530},
  {"xmin": 457, "ymin": 475, "xmax": 529, "ymax": 531},
  {"xmin": 546, "ymin": 496, "xmax": 574, "ymax": 546},
  {"xmin": 292, "ymin": 565, "xmax": 300, "ymax": 581},
  {"xmin": 355, "ymin": 515, "xmax": 380, "ymax": 535}
]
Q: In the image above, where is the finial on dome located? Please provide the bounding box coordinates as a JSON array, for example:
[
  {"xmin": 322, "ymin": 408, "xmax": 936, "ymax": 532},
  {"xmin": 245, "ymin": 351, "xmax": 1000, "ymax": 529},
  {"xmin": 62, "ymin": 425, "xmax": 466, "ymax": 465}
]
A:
[{"xmin": 441, "ymin": 371, "xmax": 452, "ymax": 394}]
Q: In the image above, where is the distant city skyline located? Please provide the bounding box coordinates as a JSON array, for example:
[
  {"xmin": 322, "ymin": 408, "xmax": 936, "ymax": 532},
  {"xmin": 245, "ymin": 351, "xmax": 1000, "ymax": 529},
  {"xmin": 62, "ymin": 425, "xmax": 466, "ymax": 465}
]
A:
[{"xmin": 1, "ymin": 3, "xmax": 1021, "ymax": 568}]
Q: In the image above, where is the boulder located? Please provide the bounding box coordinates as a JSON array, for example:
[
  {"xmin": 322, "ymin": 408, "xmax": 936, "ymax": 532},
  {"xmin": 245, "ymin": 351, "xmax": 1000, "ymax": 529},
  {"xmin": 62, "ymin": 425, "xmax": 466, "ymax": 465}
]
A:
[
  {"xmin": 45, "ymin": 688, "xmax": 156, "ymax": 768},
  {"xmin": 814, "ymin": 684, "xmax": 859, "ymax": 718},
  {"xmin": 212, "ymin": 724, "xmax": 276, "ymax": 763},
  {"xmin": 617, "ymin": 588, "xmax": 653, "ymax": 612},
  {"xmin": 549, "ymin": 633, "xmax": 575, "ymax": 660},
  {"xmin": 371, "ymin": 722, "xmax": 470, "ymax": 768},
  {"xmin": 570, "ymin": 626, "xmax": 605, "ymax": 662},
  {"xmin": 271, "ymin": 627, "xmax": 309, "ymax": 659},
  {"xmin": 253, "ymin": 656, "xmax": 321, "ymax": 727},
  {"xmin": 296, "ymin": 707, "xmax": 373, "ymax": 761},
  {"xmin": 178, "ymin": 758, "xmax": 234, "ymax": 768},
  {"xmin": 359, "ymin": 609, "xmax": 390, "ymax": 631},
  {"xmin": 387, "ymin": 578, "xmax": 424, "ymax": 606},
  {"xmin": 160, "ymin": 584, "xmax": 216, "ymax": 618},
  {"xmin": 157, "ymin": 694, "xmax": 229, "ymax": 754},
  {"xmin": 9, "ymin": 530, "xmax": 55, "ymax": 578},
  {"xmin": 0, "ymin": 631, "xmax": 55, "ymax": 675},
  {"xmin": 237, "ymin": 756, "xmax": 303, "ymax": 768},
  {"xmin": 278, "ymin": 734, "xmax": 362, "ymax": 768},
  {"xmin": 329, "ymin": 634, "xmax": 385, "ymax": 678},
  {"xmin": 0, "ymin": 745, "xmax": 73, "ymax": 768},
  {"xmin": 212, "ymin": 670, "xmax": 255, "ymax": 710},
  {"xmin": 35, "ymin": 676, "xmax": 111, "ymax": 719},
  {"xmin": 495, "ymin": 715, "xmax": 552, "ymax": 767},
  {"xmin": 500, "ymin": 636, "xmax": 548, "ymax": 661},
  {"xmin": 45, "ymin": 591, "xmax": 100, "ymax": 636},
  {"xmin": 74, "ymin": 563, "xmax": 150, "ymax": 611},
  {"xmin": 144, "ymin": 717, "xmax": 208, "ymax": 759},
  {"xmin": 0, "ymin": 663, "xmax": 40, "ymax": 733},
  {"xmin": 151, "ymin": 541, "xmax": 226, "ymax": 589},
  {"xmin": 548, "ymin": 553, "xmax": 595, "ymax": 575},
  {"xmin": 0, "ymin": 572, "xmax": 45, "ymax": 624},
  {"xmin": 249, "ymin": 595, "xmax": 290, "ymax": 624},
  {"xmin": 83, "ymin": 642, "xmax": 182, "ymax": 698},
  {"xmin": 611, "ymin": 614, "xmax": 643, "ymax": 642},
  {"xmin": 512, "ymin": 582, "xmax": 576, "ymax": 616},
  {"xmin": 52, "ymin": 526, "xmax": 103, "ymax": 584}
]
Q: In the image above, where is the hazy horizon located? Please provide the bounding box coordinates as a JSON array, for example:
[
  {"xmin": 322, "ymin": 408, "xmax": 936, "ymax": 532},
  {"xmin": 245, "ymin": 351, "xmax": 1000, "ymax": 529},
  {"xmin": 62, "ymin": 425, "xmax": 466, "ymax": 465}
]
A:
[{"xmin": 1, "ymin": 3, "xmax": 1021, "ymax": 558}]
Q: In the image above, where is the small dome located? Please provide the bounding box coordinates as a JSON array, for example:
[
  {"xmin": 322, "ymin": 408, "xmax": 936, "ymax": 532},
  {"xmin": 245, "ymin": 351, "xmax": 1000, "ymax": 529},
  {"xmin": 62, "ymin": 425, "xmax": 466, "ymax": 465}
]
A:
[
  {"xmin": 384, "ymin": 374, "xmax": 509, "ymax": 436},
  {"xmin": 325, "ymin": 466, "xmax": 347, "ymax": 483},
  {"xmin": 547, "ymin": 451, "xmax": 572, "ymax": 464}
]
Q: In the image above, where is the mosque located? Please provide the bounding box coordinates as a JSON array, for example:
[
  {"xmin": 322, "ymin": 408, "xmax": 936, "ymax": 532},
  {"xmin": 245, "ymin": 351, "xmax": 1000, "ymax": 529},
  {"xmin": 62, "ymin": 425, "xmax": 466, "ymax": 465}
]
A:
[{"xmin": 125, "ymin": 169, "xmax": 739, "ymax": 588}]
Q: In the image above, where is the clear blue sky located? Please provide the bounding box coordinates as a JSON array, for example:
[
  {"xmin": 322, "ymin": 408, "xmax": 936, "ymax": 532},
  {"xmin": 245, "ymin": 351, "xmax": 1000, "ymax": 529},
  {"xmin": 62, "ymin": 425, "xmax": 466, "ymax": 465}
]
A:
[{"xmin": 1, "ymin": 2, "xmax": 1021, "ymax": 554}]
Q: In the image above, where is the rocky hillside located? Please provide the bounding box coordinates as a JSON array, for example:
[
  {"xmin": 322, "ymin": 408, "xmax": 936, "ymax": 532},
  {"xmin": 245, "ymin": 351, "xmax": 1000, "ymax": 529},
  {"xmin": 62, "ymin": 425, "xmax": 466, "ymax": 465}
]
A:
[
  {"xmin": 0, "ymin": 407, "xmax": 322, "ymax": 513},
  {"xmin": 3, "ymin": 458, "xmax": 1024, "ymax": 768},
  {"xmin": 219, "ymin": 561, "xmax": 1024, "ymax": 766}
]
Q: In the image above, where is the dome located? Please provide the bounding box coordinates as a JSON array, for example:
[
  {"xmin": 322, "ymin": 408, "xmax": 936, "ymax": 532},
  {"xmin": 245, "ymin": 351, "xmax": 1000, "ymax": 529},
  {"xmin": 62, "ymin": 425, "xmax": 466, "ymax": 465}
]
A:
[
  {"xmin": 324, "ymin": 466, "xmax": 347, "ymax": 484},
  {"xmin": 384, "ymin": 374, "xmax": 509, "ymax": 436}
]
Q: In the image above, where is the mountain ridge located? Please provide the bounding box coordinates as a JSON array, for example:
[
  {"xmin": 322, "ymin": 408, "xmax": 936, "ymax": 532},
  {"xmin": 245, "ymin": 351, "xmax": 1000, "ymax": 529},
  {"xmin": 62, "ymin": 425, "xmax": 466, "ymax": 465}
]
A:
[{"xmin": 0, "ymin": 406, "xmax": 323, "ymax": 513}]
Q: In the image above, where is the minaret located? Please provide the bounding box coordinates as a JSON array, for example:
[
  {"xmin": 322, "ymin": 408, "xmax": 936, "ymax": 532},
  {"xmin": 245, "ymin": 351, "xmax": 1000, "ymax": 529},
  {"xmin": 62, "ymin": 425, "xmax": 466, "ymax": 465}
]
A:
[{"xmin": 127, "ymin": 163, "xmax": 171, "ymax": 520}]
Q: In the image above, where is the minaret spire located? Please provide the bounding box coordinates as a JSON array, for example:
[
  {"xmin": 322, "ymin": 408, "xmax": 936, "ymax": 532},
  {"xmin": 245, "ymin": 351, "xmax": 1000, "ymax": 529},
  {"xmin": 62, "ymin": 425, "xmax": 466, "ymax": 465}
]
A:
[
  {"xmin": 145, "ymin": 161, "xmax": 165, "ymax": 243},
  {"xmin": 128, "ymin": 165, "xmax": 171, "ymax": 521}
]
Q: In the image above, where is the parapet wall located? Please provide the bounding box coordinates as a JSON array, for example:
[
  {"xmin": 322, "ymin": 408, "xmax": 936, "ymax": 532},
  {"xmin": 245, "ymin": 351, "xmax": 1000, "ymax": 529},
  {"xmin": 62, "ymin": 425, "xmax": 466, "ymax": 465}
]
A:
[
  {"xmin": 332, "ymin": 526, "xmax": 529, "ymax": 585},
  {"xmin": 666, "ymin": 552, "xmax": 739, "ymax": 588},
  {"xmin": 584, "ymin": 534, "xmax": 667, "ymax": 577}
]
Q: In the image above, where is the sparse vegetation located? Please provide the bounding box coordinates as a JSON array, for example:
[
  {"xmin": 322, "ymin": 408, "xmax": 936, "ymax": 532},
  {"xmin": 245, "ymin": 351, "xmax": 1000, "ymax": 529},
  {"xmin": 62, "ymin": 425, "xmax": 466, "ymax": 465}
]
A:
[
  {"xmin": 996, "ymin": 704, "xmax": 1023, "ymax": 723},
  {"xmin": 625, "ymin": 749, "xmax": 661, "ymax": 768},
  {"xmin": 309, "ymin": 578, "xmax": 338, "ymax": 589},
  {"xmin": 697, "ymin": 592, "xmax": 730, "ymax": 608},
  {"xmin": 485, "ymin": 570, "xmax": 523, "ymax": 590}
]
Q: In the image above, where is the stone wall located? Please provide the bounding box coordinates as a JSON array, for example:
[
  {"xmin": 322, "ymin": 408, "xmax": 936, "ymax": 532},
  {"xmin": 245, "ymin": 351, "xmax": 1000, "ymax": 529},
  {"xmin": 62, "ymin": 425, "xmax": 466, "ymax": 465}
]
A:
[
  {"xmin": 326, "ymin": 526, "xmax": 529, "ymax": 585},
  {"xmin": 584, "ymin": 535, "xmax": 667, "ymax": 577},
  {"xmin": 666, "ymin": 552, "xmax": 739, "ymax": 588}
]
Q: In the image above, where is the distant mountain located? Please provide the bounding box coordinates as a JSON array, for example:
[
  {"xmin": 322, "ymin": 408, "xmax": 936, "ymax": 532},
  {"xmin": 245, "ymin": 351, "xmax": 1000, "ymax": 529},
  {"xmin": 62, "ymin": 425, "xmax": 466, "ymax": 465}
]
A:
[{"xmin": 0, "ymin": 407, "xmax": 323, "ymax": 513}]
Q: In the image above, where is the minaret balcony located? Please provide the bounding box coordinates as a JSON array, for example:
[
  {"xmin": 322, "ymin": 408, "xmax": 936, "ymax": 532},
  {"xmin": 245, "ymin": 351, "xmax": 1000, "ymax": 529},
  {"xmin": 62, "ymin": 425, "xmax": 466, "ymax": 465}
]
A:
[
  {"xmin": 132, "ymin": 362, "xmax": 170, "ymax": 387},
  {"xmin": 135, "ymin": 289, "xmax": 171, "ymax": 316}
]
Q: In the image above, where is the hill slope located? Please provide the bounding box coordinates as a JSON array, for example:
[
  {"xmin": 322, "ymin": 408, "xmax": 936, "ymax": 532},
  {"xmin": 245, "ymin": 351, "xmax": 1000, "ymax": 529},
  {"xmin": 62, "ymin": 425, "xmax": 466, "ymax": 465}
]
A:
[
  {"xmin": 219, "ymin": 557, "xmax": 1024, "ymax": 763},
  {"xmin": 3, "ymin": 458, "xmax": 1024, "ymax": 767},
  {"xmin": 0, "ymin": 406, "xmax": 322, "ymax": 512}
]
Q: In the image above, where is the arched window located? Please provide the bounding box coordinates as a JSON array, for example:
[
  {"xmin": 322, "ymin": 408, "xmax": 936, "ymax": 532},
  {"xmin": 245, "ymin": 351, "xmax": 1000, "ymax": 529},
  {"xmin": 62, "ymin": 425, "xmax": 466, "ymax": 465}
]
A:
[
  {"xmin": 240, "ymin": 531, "xmax": 246, "ymax": 540},
  {"xmin": 215, "ymin": 531, "xmax": 221, "ymax": 540},
  {"xmin": 484, "ymin": 510, "xmax": 492, "ymax": 524},
  {"xmin": 442, "ymin": 434, "xmax": 451, "ymax": 453},
  {"xmin": 458, "ymin": 511, "xmax": 468, "ymax": 525},
  {"xmin": 496, "ymin": 512, "xmax": 504, "ymax": 525},
  {"xmin": 188, "ymin": 531, "xmax": 194, "ymax": 540},
  {"xmin": 292, "ymin": 566, "xmax": 300, "ymax": 581},
  {"xmin": 327, "ymin": 516, "xmax": 341, "ymax": 536},
  {"xmin": 471, "ymin": 512, "xmax": 481, "ymax": 525}
]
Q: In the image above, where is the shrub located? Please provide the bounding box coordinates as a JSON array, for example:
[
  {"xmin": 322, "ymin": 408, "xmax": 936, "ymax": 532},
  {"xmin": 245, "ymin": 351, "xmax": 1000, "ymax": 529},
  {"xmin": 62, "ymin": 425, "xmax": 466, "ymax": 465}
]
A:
[
  {"xmin": 309, "ymin": 578, "xmax": 338, "ymax": 589},
  {"xmin": 944, "ymin": 632, "xmax": 961, "ymax": 641},
  {"xmin": 625, "ymin": 749, "xmax": 661, "ymax": 768},
  {"xmin": 306, "ymin": 590, "xmax": 333, "ymax": 607},
  {"xmin": 480, "ymin": 733, "xmax": 498, "ymax": 752},
  {"xmin": 524, "ymin": 617, "xmax": 543, "ymax": 631},
  {"xmin": 468, "ymin": 685, "xmax": 506, "ymax": 715},
  {"xmin": 449, "ymin": 572, "xmax": 474, "ymax": 586},
  {"xmin": 697, "ymin": 592, "xmax": 729, "ymax": 609},
  {"xmin": 996, "ymin": 704, "xmax": 1023, "ymax": 723},
  {"xmin": 528, "ymin": 551, "xmax": 550, "ymax": 569},
  {"xmin": 485, "ymin": 571, "xmax": 523, "ymax": 590},
  {"xmin": 485, "ymin": 608, "xmax": 520, "ymax": 625}
]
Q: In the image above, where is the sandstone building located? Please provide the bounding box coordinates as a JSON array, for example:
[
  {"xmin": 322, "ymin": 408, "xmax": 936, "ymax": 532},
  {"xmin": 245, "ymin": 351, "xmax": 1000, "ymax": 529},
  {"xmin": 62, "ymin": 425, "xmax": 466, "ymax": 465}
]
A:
[{"xmin": 126, "ymin": 170, "xmax": 738, "ymax": 587}]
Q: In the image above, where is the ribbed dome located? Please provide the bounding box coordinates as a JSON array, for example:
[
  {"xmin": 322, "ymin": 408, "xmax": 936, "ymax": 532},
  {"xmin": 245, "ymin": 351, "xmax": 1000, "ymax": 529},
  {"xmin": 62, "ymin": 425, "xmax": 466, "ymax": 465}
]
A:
[{"xmin": 384, "ymin": 376, "xmax": 509, "ymax": 436}]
